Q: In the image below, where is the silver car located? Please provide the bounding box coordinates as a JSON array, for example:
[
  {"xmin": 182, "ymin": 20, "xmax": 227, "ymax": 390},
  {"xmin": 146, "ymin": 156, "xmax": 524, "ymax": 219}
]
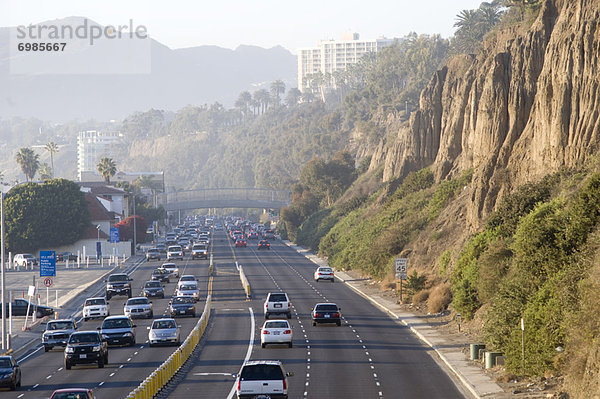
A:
[
  {"xmin": 123, "ymin": 297, "xmax": 153, "ymax": 319},
  {"xmin": 42, "ymin": 319, "xmax": 77, "ymax": 352},
  {"xmin": 148, "ymin": 318, "xmax": 180, "ymax": 346},
  {"xmin": 176, "ymin": 282, "xmax": 200, "ymax": 301}
]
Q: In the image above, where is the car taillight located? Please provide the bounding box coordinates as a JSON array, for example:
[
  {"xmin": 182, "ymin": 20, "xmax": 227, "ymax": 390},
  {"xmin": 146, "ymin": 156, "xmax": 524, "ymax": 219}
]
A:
[
  {"xmin": 287, "ymin": 302, "xmax": 291, "ymax": 308},
  {"xmin": 237, "ymin": 379, "xmax": 241, "ymax": 391},
  {"xmin": 332, "ymin": 313, "xmax": 340, "ymax": 317},
  {"xmin": 262, "ymin": 330, "xmax": 270, "ymax": 334},
  {"xmin": 283, "ymin": 329, "xmax": 291, "ymax": 334},
  {"xmin": 283, "ymin": 378, "xmax": 287, "ymax": 390},
  {"xmin": 314, "ymin": 313, "xmax": 321, "ymax": 318}
]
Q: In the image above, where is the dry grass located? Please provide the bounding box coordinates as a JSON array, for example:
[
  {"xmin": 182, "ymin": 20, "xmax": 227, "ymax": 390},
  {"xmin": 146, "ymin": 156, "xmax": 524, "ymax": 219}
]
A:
[
  {"xmin": 427, "ymin": 283, "xmax": 452, "ymax": 314},
  {"xmin": 412, "ymin": 289, "xmax": 431, "ymax": 304}
]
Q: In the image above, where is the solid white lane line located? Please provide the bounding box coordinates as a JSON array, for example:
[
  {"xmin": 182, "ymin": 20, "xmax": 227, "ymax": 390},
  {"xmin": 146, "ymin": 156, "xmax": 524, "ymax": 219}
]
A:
[
  {"xmin": 18, "ymin": 346, "xmax": 43, "ymax": 362},
  {"xmin": 226, "ymin": 307, "xmax": 255, "ymax": 399}
]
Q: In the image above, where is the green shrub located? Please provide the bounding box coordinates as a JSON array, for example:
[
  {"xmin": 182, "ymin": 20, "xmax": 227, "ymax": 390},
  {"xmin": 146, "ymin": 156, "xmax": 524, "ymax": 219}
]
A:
[
  {"xmin": 438, "ymin": 250, "xmax": 452, "ymax": 277},
  {"xmin": 405, "ymin": 270, "xmax": 428, "ymax": 296}
]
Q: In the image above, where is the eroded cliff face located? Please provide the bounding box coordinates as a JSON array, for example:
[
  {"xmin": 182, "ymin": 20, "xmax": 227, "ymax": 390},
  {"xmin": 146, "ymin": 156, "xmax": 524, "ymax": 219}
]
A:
[{"xmin": 371, "ymin": 0, "xmax": 600, "ymax": 228}]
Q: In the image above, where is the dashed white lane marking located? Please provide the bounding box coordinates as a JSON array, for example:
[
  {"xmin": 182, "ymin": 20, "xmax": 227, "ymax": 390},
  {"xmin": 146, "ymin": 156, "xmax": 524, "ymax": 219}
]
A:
[
  {"xmin": 46, "ymin": 375, "xmax": 52, "ymax": 379},
  {"xmin": 99, "ymin": 381, "xmax": 105, "ymax": 386},
  {"xmin": 134, "ymin": 351, "xmax": 139, "ymax": 355},
  {"xmin": 110, "ymin": 372, "xmax": 116, "ymax": 377},
  {"xmin": 33, "ymin": 384, "xmax": 39, "ymax": 389},
  {"xmin": 17, "ymin": 394, "xmax": 24, "ymax": 398},
  {"xmin": 127, "ymin": 357, "xmax": 132, "ymax": 361},
  {"xmin": 119, "ymin": 365, "xmax": 124, "ymax": 368},
  {"xmin": 58, "ymin": 367, "xmax": 63, "ymax": 371}
]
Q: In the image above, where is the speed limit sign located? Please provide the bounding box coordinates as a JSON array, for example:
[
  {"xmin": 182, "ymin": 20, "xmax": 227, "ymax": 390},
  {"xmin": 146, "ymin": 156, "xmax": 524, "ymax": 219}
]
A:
[{"xmin": 43, "ymin": 277, "xmax": 53, "ymax": 287}]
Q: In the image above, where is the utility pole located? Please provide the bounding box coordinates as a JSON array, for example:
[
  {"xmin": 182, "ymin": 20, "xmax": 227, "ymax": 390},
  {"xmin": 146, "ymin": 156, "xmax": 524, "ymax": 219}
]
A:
[
  {"xmin": 132, "ymin": 194, "xmax": 137, "ymax": 256},
  {"xmin": 1, "ymin": 192, "xmax": 5, "ymax": 350}
]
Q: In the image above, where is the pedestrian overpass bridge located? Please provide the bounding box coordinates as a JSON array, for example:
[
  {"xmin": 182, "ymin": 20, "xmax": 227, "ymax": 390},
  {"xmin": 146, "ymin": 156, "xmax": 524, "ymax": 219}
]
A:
[{"xmin": 156, "ymin": 188, "xmax": 291, "ymax": 211}]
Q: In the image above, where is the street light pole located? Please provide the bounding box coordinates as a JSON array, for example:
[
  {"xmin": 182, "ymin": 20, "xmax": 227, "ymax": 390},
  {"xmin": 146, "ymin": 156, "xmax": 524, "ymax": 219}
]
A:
[
  {"xmin": 132, "ymin": 194, "xmax": 136, "ymax": 256},
  {"xmin": 1, "ymin": 192, "xmax": 5, "ymax": 350}
]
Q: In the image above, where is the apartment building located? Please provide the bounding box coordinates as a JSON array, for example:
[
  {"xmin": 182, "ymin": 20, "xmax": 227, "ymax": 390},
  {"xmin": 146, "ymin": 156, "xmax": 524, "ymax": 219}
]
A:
[{"xmin": 77, "ymin": 130, "xmax": 122, "ymax": 181}]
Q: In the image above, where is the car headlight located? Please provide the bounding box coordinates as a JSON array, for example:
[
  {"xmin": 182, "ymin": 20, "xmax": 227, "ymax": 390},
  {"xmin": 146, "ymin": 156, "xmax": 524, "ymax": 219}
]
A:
[
  {"xmin": 149, "ymin": 331, "xmax": 156, "ymax": 339},
  {"xmin": 107, "ymin": 284, "xmax": 114, "ymax": 289},
  {"xmin": 124, "ymin": 332, "xmax": 133, "ymax": 337},
  {"xmin": 124, "ymin": 307, "xmax": 130, "ymax": 312},
  {"xmin": 65, "ymin": 347, "xmax": 74, "ymax": 353},
  {"xmin": 92, "ymin": 345, "xmax": 101, "ymax": 352}
]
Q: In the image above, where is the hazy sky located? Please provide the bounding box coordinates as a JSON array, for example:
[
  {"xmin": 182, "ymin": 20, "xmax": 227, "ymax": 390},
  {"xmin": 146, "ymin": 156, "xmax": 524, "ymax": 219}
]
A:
[{"xmin": 2, "ymin": 0, "xmax": 484, "ymax": 52}]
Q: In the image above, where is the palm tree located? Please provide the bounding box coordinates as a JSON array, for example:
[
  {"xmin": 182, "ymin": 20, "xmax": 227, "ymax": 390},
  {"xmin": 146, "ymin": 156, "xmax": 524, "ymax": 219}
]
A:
[
  {"xmin": 15, "ymin": 147, "xmax": 40, "ymax": 182},
  {"xmin": 38, "ymin": 163, "xmax": 53, "ymax": 180},
  {"xmin": 270, "ymin": 80, "xmax": 286, "ymax": 104},
  {"xmin": 44, "ymin": 141, "xmax": 59, "ymax": 174},
  {"xmin": 254, "ymin": 89, "xmax": 270, "ymax": 114},
  {"xmin": 97, "ymin": 157, "xmax": 117, "ymax": 185},
  {"xmin": 285, "ymin": 88, "xmax": 302, "ymax": 106}
]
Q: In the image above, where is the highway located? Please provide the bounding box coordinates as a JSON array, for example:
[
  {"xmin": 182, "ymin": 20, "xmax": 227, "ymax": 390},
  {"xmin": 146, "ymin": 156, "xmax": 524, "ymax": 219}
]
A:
[{"xmin": 6, "ymin": 229, "xmax": 468, "ymax": 398}]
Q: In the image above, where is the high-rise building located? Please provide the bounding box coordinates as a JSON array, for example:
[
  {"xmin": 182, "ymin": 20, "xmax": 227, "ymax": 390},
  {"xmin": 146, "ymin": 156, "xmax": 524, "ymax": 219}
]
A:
[
  {"xmin": 298, "ymin": 33, "xmax": 394, "ymax": 93},
  {"xmin": 77, "ymin": 130, "xmax": 122, "ymax": 181}
]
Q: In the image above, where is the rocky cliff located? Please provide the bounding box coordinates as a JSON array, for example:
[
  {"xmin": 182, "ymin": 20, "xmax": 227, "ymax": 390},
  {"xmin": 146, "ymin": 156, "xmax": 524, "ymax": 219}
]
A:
[{"xmin": 370, "ymin": 0, "xmax": 600, "ymax": 228}]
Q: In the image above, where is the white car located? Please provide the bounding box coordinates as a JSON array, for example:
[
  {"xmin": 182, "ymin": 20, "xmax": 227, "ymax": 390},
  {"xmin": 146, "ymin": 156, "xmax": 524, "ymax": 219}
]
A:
[
  {"xmin": 314, "ymin": 266, "xmax": 335, "ymax": 282},
  {"xmin": 176, "ymin": 282, "xmax": 200, "ymax": 301},
  {"xmin": 148, "ymin": 318, "xmax": 180, "ymax": 346},
  {"xmin": 178, "ymin": 275, "xmax": 197, "ymax": 286},
  {"xmin": 161, "ymin": 262, "xmax": 179, "ymax": 278},
  {"xmin": 14, "ymin": 253, "xmax": 37, "ymax": 268},
  {"xmin": 167, "ymin": 245, "xmax": 184, "ymax": 261},
  {"xmin": 83, "ymin": 297, "xmax": 110, "ymax": 321},
  {"xmin": 123, "ymin": 297, "xmax": 153, "ymax": 319},
  {"xmin": 260, "ymin": 320, "xmax": 293, "ymax": 348}
]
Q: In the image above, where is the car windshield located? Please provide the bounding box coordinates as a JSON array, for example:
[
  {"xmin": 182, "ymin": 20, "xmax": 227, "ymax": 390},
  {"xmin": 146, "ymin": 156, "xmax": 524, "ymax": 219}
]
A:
[
  {"xmin": 127, "ymin": 298, "xmax": 148, "ymax": 305},
  {"xmin": 47, "ymin": 321, "xmax": 74, "ymax": 330},
  {"xmin": 24, "ymin": 254, "xmax": 35, "ymax": 259},
  {"xmin": 168, "ymin": 246, "xmax": 181, "ymax": 251},
  {"xmin": 240, "ymin": 364, "xmax": 284, "ymax": 381},
  {"xmin": 69, "ymin": 333, "xmax": 100, "ymax": 344},
  {"xmin": 102, "ymin": 318, "xmax": 131, "ymax": 329},
  {"xmin": 180, "ymin": 285, "xmax": 196, "ymax": 291},
  {"xmin": 268, "ymin": 294, "xmax": 287, "ymax": 302},
  {"xmin": 85, "ymin": 299, "xmax": 105, "ymax": 306},
  {"xmin": 153, "ymin": 320, "xmax": 176, "ymax": 329},
  {"xmin": 180, "ymin": 276, "xmax": 195, "ymax": 281},
  {"xmin": 193, "ymin": 245, "xmax": 206, "ymax": 250},
  {"xmin": 145, "ymin": 282, "xmax": 161, "ymax": 288},
  {"xmin": 51, "ymin": 392, "xmax": 91, "ymax": 399},
  {"xmin": 316, "ymin": 304, "xmax": 338, "ymax": 312},
  {"xmin": 0, "ymin": 358, "xmax": 12, "ymax": 368},
  {"xmin": 265, "ymin": 321, "xmax": 288, "ymax": 328},
  {"xmin": 172, "ymin": 297, "xmax": 194, "ymax": 304},
  {"xmin": 108, "ymin": 275, "xmax": 128, "ymax": 282},
  {"xmin": 319, "ymin": 268, "xmax": 332, "ymax": 273}
]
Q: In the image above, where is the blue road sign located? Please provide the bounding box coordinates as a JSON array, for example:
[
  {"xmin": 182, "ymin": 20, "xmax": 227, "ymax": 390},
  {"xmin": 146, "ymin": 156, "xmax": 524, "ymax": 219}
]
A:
[
  {"xmin": 40, "ymin": 250, "xmax": 56, "ymax": 277},
  {"xmin": 110, "ymin": 227, "xmax": 120, "ymax": 243}
]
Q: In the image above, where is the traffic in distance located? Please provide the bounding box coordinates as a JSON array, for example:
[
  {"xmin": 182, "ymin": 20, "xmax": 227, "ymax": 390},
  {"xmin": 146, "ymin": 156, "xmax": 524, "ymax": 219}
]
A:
[{"xmin": 3, "ymin": 215, "xmax": 465, "ymax": 398}]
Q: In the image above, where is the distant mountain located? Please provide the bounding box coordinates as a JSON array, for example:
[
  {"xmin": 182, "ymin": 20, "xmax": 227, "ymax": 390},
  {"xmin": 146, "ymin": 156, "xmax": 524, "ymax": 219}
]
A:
[{"xmin": 0, "ymin": 17, "xmax": 297, "ymax": 121}]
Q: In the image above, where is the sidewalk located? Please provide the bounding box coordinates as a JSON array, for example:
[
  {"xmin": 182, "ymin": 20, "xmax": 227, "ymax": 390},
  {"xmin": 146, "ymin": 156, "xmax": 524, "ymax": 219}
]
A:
[{"xmin": 283, "ymin": 240, "xmax": 506, "ymax": 399}]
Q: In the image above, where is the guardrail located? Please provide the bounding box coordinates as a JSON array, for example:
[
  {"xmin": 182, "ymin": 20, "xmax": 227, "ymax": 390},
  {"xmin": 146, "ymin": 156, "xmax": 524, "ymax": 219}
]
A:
[
  {"xmin": 126, "ymin": 295, "xmax": 212, "ymax": 399},
  {"xmin": 239, "ymin": 265, "xmax": 251, "ymax": 300}
]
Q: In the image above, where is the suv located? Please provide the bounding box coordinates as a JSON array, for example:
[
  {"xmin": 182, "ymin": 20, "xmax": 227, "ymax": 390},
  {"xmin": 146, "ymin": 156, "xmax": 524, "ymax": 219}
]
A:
[
  {"xmin": 42, "ymin": 319, "xmax": 77, "ymax": 352},
  {"xmin": 167, "ymin": 245, "xmax": 184, "ymax": 261},
  {"xmin": 83, "ymin": 297, "xmax": 110, "ymax": 321},
  {"xmin": 191, "ymin": 244, "xmax": 208, "ymax": 259},
  {"xmin": 235, "ymin": 360, "xmax": 292, "ymax": 399},
  {"xmin": 264, "ymin": 292, "xmax": 291, "ymax": 320},
  {"xmin": 311, "ymin": 303, "xmax": 342, "ymax": 326},
  {"xmin": 105, "ymin": 274, "xmax": 132, "ymax": 300},
  {"xmin": 99, "ymin": 316, "xmax": 136, "ymax": 346},
  {"xmin": 64, "ymin": 331, "xmax": 108, "ymax": 369},
  {"xmin": 146, "ymin": 248, "xmax": 161, "ymax": 261}
]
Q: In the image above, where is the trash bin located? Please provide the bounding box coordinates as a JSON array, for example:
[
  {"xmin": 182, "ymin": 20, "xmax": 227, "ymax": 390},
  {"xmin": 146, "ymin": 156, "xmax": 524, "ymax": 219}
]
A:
[
  {"xmin": 485, "ymin": 351, "xmax": 502, "ymax": 369},
  {"xmin": 470, "ymin": 343, "xmax": 486, "ymax": 360}
]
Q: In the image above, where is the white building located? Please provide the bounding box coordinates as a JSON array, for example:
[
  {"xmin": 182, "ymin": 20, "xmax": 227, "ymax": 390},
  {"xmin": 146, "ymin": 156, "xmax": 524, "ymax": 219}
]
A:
[
  {"xmin": 298, "ymin": 33, "xmax": 394, "ymax": 93},
  {"xmin": 77, "ymin": 130, "xmax": 122, "ymax": 181}
]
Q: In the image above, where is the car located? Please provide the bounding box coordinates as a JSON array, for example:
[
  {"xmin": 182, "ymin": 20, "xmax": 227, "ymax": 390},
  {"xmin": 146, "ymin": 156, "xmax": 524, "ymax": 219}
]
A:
[
  {"xmin": 142, "ymin": 281, "xmax": 165, "ymax": 298},
  {"xmin": 247, "ymin": 231, "xmax": 259, "ymax": 240},
  {"xmin": 263, "ymin": 230, "xmax": 276, "ymax": 240},
  {"xmin": 148, "ymin": 318, "xmax": 181, "ymax": 346},
  {"xmin": 64, "ymin": 331, "xmax": 108, "ymax": 369},
  {"xmin": 0, "ymin": 356, "xmax": 21, "ymax": 390},
  {"xmin": 1, "ymin": 298, "xmax": 54, "ymax": 318},
  {"xmin": 178, "ymin": 275, "xmax": 197, "ymax": 285},
  {"xmin": 264, "ymin": 292, "xmax": 291, "ymax": 319},
  {"xmin": 50, "ymin": 388, "xmax": 96, "ymax": 399},
  {"xmin": 191, "ymin": 244, "xmax": 208, "ymax": 259},
  {"xmin": 83, "ymin": 297, "xmax": 110, "ymax": 321},
  {"xmin": 176, "ymin": 281, "xmax": 200, "ymax": 301},
  {"xmin": 99, "ymin": 316, "xmax": 136, "ymax": 346},
  {"xmin": 314, "ymin": 266, "xmax": 335, "ymax": 282},
  {"xmin": 13, "ymin": 253, "xmax": 37, "ymax": 268},
  {"xmin": 257, "ymin": 240, "xmax": 270, "ymax": 250},
  {"xmin": 235, "ymin": 239, "xmax": 247, "ymax": 248},
  {"xmin": 42, "ymin": 319, "xmax": 77, "ymax": 352},
  {"xmin": 167, "ymin": 245, "xmax": 184, "ymax": 260},
  {"xmin": 260, "ymin": 320, "xmax": 293, "ymax": 348},
  {"xmin": 156, "ymin": 243, "xmax": 168, "ymax": 255},
  {"xmin": 235, "ymin": 360, "xmax": 292, "ymax": 399},
  {"xmin": 151, "ymin": 268, "xmax": 170, "ymax": 283},
  {"xmin": 169, "ymin": 296, "xmax": 196, "ymax": 317},
  {"xmin": 105, "ymin": 273, "xmax": 132, "ymax": 300},
  {"xmin": 56, "ymin": 252, "xmax": 78, "ymax": 262},
  {"xmin": 311, "ymin": 303, "xmax": 342, "ymax": 326},
  {"xmin": 161, "ymin": 262, "xmax": 180, "ymax": 278},
  {"xmin": 146, "ymin": 248, "xmax": 161, "ymax": 261},
  {"xmin": 124, "ymin": 297, "xmax": 153, "ymax": 319}
]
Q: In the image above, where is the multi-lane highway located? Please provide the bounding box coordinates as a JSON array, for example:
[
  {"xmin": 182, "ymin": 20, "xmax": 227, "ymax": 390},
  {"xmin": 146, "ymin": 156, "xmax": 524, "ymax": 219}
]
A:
[{"xmin": 7, "ymin": 229, "xmax": 468, "ymax": 398}]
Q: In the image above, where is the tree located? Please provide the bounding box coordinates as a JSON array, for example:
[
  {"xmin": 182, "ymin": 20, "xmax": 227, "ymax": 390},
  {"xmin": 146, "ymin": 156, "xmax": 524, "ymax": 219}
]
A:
[
  {"xmin": 254, "ymin": 89, "xmax": 270, "ymax": 114},
  {"xmin": 38, "ymin": 163, "xmax": 53, "ymax": 180},
  {"xmin": 97, "ymin": 157, "xmax": 117, "ymax": 184},
  {"xmin": 270, "ymin": 80, "xmax": 286, "ymax": 105},
  {"xmin": 285, "ymin": 88, "xmax": 302, "ymax": 106},
  {"xmin": 115, "ymin": 215, "xmax": 148, "ymax": 242},
  {"xmin": 15, "ymin": 147, "xmax": 40, "ymax": 182},
  {"xmin": 44, "ymin": 141, "xmax": 59, "ymax": 174},
  {"xmin": 4, "ymin": 179, "xmax": 90, "ymax": 252},
  {"xmin": 235, "ymin": 91, "xmax": 253, "ymax": 117}
]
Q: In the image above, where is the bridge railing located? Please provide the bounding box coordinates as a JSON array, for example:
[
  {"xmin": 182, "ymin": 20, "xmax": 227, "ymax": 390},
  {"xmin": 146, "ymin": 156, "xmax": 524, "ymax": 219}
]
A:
[{"xmin": 156, "ymin": 188, "xmax": 291, "ymax": 207}]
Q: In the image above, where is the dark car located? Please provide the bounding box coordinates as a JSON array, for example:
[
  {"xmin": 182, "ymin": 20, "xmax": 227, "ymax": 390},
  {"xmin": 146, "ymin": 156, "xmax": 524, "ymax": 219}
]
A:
[
  {"xmin": 42, "ymin": 319, "xmax": 77, "ymax": 352},
  {"xmin": 99, "ymin": 316, "xmax": 136, "ymax": 346},
  {"xmin": 311, "ymin": 303, "xmax": 342, "ymax": 326},
  {"xmin": 64, "ymin": 331, "xmax": 108, "ymax": 369},
  {"xmin": 263, "ymin": 229, "xmax": 276, "ymax": 240},
  {"xmin": 142, "ymin": 281, "xmax": 165, "ymax": 298},
  {"xmin": 1, "ymin": 298, "xmax": 53, "ymax": 318},
  {"xmin": 50, "ymin": 388, "xmax": 96, "ymax": 399},
  {"xmin": 151, "ymin": 268, "xmax": 170, "ymax": 283},
  {"xmin": 257, "ymin": 240, "xmax": 270, "ymax": 250},
  {"xmin": 105, "ymin": 273, "xmax": 132, "ymax": 300},
  {"xmin": 56, "ymin": 252, "xmax": 78, "ymax": 262},
  {"xmin": 0, "ymin": 356, "xmax": 21, "ymax": 390},
  {"xmin": 235, "ymin": 239, "xmax": 247, "ymax": 248},
  {"xmin": 146, "ymin": 248, "xmax": 161, "ymax": 261},
  {"xmin": 169, "ymin": 296, "xmax": 196, "ymax": 317}
]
